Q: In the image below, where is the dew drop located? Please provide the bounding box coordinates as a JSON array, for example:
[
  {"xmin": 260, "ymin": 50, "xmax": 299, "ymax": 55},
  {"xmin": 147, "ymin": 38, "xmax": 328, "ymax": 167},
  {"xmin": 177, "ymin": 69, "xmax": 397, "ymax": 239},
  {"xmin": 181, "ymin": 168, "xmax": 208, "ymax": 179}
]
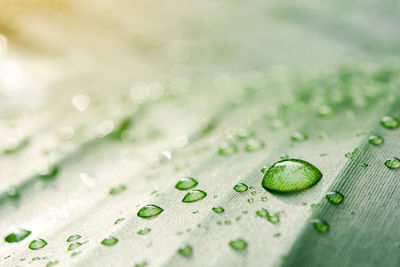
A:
[
  {"xmin": 325, "ymin": 191, "xmax": 344, "ymax": 205},
  {"xmin": 256, "ymin": 208, "xmax": 268, "ymax": 218},
  {"xmin": 39, "ymin": 166, "xmax": 59, "ymax": 180},
  {"xmin": 137, "ymin": 205, "xmax": 164, "ymax": 218},
  {"xmin": 385, "ymin": 157, "xmax": 400, "ymax": 169},
  {"xmin": 114, "ymin": 218, "xmax": 125, "ymax": 225},
  {"xmin": 29, "ymin": 239, "xmax": 48, "ymax": 250},
  {"xmin": 109, "ymin": 185, "xmax": 126, "ymax": 195},
  {"xmin": 178, "ymin": 244, "xmax": 193, "ymax": 258},
  {"xmin": 368, "ymin": 135, "xmax": 384, "ymax": 145},
  {"xmin": 380, "ymin": 116, "xmax": 399, "ymax": 129},
  {"xmin": 233, "ymin": 183, "xmax": 248, "ymax": 192},
  {"xmin": 229, "ymin": 238, "xmax": 247, "ymax": 251},
  {"xmin": 218, "ymin": 143, "xmax": 238, "ymax": 156},
  {"xmin": 267, "ymin": 213, "xmax": 280, "ymax": 224},
  {"xmin": 236, "ymin": 128, "xmax": 255, "ymax": 140},
  {"xmin": 175, "ymin": 177, "xmax": 198, "ymax": 190},
  {"xmin": 262, "ymin": 159, "xmax": 323, "ymax": 193},
  {"xmin": 5, "ymin": 229, "xmax": 31, "ymax": 243},
  {"xmin": 68, "ymin": 242, "xmax": 83, "ymax": 251},
  {"xmin": 182, "ymin": 189, "xmax": 207, "ymax": 203},
  {"xmin": 101, "ymin": 236, "xmax": 118, "ymax": 246},
  {"xmin": 212, "ymin": 206, "xmax": 225, "ymax": 214},
  {"xmin": 66, "ymin": 234, "xmax": 81, "ymax": 242},
  {"xmin": 291, "ymin": 131, "xmax": 308, "ymax": 142},
  {"xmin": 311, "ymin": 219, "xmax": 329, "ymax": 233},
  {"xmin": 137, "ymin": 228, "xmax": 151, "ymax": 235},
  {"xmin": 244, "ymin": 139, "xmax": 265, "ymax": 152}
]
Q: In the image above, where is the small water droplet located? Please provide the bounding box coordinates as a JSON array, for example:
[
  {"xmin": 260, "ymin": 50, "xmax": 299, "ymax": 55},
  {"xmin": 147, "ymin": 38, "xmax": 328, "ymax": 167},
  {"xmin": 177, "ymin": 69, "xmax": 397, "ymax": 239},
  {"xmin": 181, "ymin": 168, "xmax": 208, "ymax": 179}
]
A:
[
  {"xmin": 261, "ymin": 196, "xmax": 267, "ymax": 202},
  {"xmin": 360, "ymin": 163, "xmax": 369, "ymax": 168},
  {"xmin": 311, "ymin": 219, "xmax": 329, "ymax": 233},
  {"xmin": 68, "ymin": 242, "xmax": 83, "ymax": 251},
  {"xmin": 317, "ymin": 106, "xmax": 334, "ymax": 117},
  {"xmin": 233, "ymin": 183, "xmax": 248, "ymax": 192},
  {"xmin": 380, "ymin": 116, "xmax": 399, "ymax": 129},
  {"xmin": 262, "ymin": 159, "xmax": 323, "ymax": 193},
  {"xmin": 229, "ymin": 238, "xmax": 247, "ymax": 251},
  {"xmin": 256, "ymin": 208, "xmax": 268, "ymax": 218},
  {"xmin": 247, "ymin": 198, "xmax": 254, "ymax": 203},
  {"xmin": 218, "ymin": 143, "xmax": 238, "ymax": 156},
  {"xmin": 109, "ymin": 185, "xmax": 126, "ymax": 195},
  {"xmin": 71, "ymin": 251, "xmax": 81, "ymax": 257},
  {"xmin": 114, "ymin": 218, "xmax": 125, "ymax": 225},
  {"xmin": 175, "ymin": 177, "xmax": 198, "ymax": 190},
  {"xmin": 46, "ymin": 260, "xmax": 59, "ymax": 267},
  {"xmin": 368, "ymin": 135, "xmax": 384, "ymax": 145},
  {"xmin": 182, "ymin": 189, "xmax": 207, "ymax": 203},
  {"xmin": 224, "ymin": 219, "xmax": 231, "ymax": 225},
  {"xmin": 101, "ymin": 237, "xmax": 118, "ymax": 246},
  {"xmin": 66, "ymin": 235, "xmax": 81, "ymax": 242},
  {"xmin": 244, "ymin": 139, "xmax": 265, "ymax": 152},
  {"xmin": 178, "ymin": 244, "xmax": 193, "ymax": 258},
  {"xmin": 212, "ymin": 206, "xmax": 225, "ymax": 214},
  {"xmin": 236, "ymin": 128, "xmax": 255, "ymax": 140},
  {"xmin": 137, "ymin": 205, "xmax": 164, "ymax": 218},
  {"xmin": 39, "ymin": 166, "xmax": 59, "ymax": 180},
  {"xmin": 267, "ymin": 213, "xmax": 280, "ymax": 224},
  {"xmin": 251, "ymin": 191, "xmax": 256, "ymax": 196},
  {"xmin": 135, "ymin": 260, "xmax": 148, "ymax": 267},
  {"xmin": 137, "ymin": 228, "xmax": 151, "ymax": 235},
  {"xmin": 5, "ymin": 229, "xmax": 31, "ymax": 243},
  {"xmin": 325, "ymin": 191, "xmax": 344, "ymax": 205},
  {"xmin": 291, "ymin": 131, "xmax": 308, "ymax": 142},
  {"xmin": 261, "ymin": 166, "xmax": 267, "ymax": 173},
  {"xmin": 29, "ymin": 239, "xmax": 47, "ymax": 250},
  {"xmin": 385, "ymin": 157, "xmax": 400, "ymax": 169}
]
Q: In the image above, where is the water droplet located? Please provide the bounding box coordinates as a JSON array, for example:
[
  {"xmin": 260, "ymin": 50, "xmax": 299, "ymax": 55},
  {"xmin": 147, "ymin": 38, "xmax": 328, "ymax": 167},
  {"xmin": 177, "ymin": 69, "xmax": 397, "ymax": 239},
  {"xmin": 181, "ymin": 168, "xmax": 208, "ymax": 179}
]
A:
[
  {"xmin": 182, "ymin": 189, "xmax": 207, "ymax": 203},
  {"xmin": 380, "ymin": 116, "xmax": 399, "ymax": 129},
  {"xmin": 261, "ymin": 166, "xmax": 267, "ymax": 173},
  {"xmin": 135, "ymin": 260, "xmax": 148, "ymax": 267},
  {"xmin": 218, "ymin": 143, "xmax": 238, "ymax": 156},
  {"xmin": 71, "ymin": 251, "xmax": 81, "ymax": 257},
  {"xmin": 325, "ymin": 191, "xmax": 344, "ymax": 205},
  {"xmin": 72, "ymin": 94, "xmax": 90, "ymax": 112},
  {"xmin": 178, "ymin": 244, "xmax": 193, "ymax": 258},
  {"xmin": 39, "ymin": 166, "xmax": 59, "ymax": 180},
  {"xmin": 212, "ymin": 206, "xmax": 225, "ymax": 214},
  {"xmin": 229, "ymin": 238, "xmax": 247, "ymax": 251},
  {"xmin": 360, "ymin": 163, "xmax": 369, "ymax": 168},
  {"xmin": 236, "ymin": 128, "xmax": 255, "ymax": 140},
  {"xmin": 244, "ymin": 139, "xmax": 265, "ymax": 152},
  {"xmin": 101, "ymin": 237, "xmax": 118, "ymax": 246},
  {"xmin": 267, "ymin": 213, "xmax": 280, "ymax": 224},
  {"xmin": 291, "ymin": 131, "xmax": 308, "ymax": 142},
  {"xmin": 247, "ymin": 198, "xmax": 254, "ymax": 203},
  {"xmin": 345, "ymin": 148, "xmax": 359, "ymax": 159},
  {"xmin": 251, "ymin": 191, "xmax": 256, "ymax": 196},
  {"xmin": 46, "ymin": 260, "xmax": 59, "ymax": 267},
  {"xmin": 368, "ymin": 135, "xmax": 384, "ymax": 145},
  {"xmin": 311, "ymin": 219, "xmax": 329, "ymax": 233},
  {"xmin": 262, "ymin": 159, "xmax": 323, "ymax": 193},
  {"xmin": 137, "ymin": 228, "xmax": 151, "ymax": 235},
  {"xmin": 66, "ymin": 235, "xmax": 81, "ymax": 242},
  {"xmin": 5, "ymin": 229, "xmax": 31, "ymax": 243},
  {"xmin": 114, "ymin": 218, "xmax": 125, "ymax": 225},
  {"xmin": 256, "ymin": 208, "xmax": 268, "ymax": 218},
  {"xmin": 385, "ymin": 157, "xmax": 400, "ymax": 169},
  {"xmin": 261, "ymin": 196, "xmax": 267, "ymax": 202},
  {"xmin": 224, "ymin": 219, "xmax": 231, "ymax": 225},
  {"xmin": 68, "ymin": 242, "xmax": 83, "ymax": 251},
  {"xmin": 137, "ymin": 205, "xmax": 164, "ymax": 218},
  {"xmin": 29, "ymin": 239, "xmax": 47, "ymax": 250},
  {"xmin": 233, "ymin": 183, "xmax": 248, "ymax": 192},
  {"xmin": 109, "ymin": 185, "xmax": 126, "ymax": 195},
  {"xmin": 175, "ymin": 177, "xmax": 198, "ymax": 190},
  {"xmin": 3, "ymin": 138, "xmax": 29, "ymax": 155},
  {"xmin": 317, "ymin": 106, "xmax": 334, "ymax": 117}
]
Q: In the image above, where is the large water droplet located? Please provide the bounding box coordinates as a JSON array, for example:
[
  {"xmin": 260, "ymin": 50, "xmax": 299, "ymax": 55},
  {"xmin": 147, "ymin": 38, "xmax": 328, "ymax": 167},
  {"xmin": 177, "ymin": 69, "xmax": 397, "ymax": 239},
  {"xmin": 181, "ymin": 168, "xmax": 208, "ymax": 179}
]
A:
[
  {"xmin": 262, "ymin": 159, "xmax": 323, "ymax": 193},
  {"xmin": 29, "ymin": 239, "xmax": 48, "ymax": 250},
  {"xmin": 109, "ymin": 185, "xmax": 126, "ymax": 195},
  {"xmin": 311, "ymin": 219, "xmax": 329, "ymax": 233},
  {"xmin": 137, "ymin": 228, "xmax": 151, "ymax": 235},
  {"xmin": 101, "ymin": 236, "xmax": 118, "ymax": 246},
  {"xmin": 212, "ymin": 206, "xmax": 225, "ymax": 214},
  {"xmin": 229, "ymin": 238, "xmax": 247, "ymax": 251},
  {"xmin": 178, "ymin": 244, "xmax": 193, "ymax": 258},
  {"xmin": 66, "ymin": 234, "xmax": 81, "ymax": 242},
  {"xmin": 4, "ymin": 229, "xmax": 31, "ymax": 243},
  {"xmin": 137, "ymin": 205, "xmax": 164, "ymax": 218},
  {"xmin": 385, "ymin": 157, "xmax": 400, "ymax": 169},
  {"xmin": 368, "ymin": 135, "xmax": 384, "ymax": 145},
  {"xmin": 175, "ymin": 177, "xmax": 198, "ymax": 190},
  {"xmin": 380, "ymin": 116, "xmax": 399, "ymax": 129},
  {"xmin": 325, "ymin": 191, "xmax": 344, "ymax": 204},
  {"xmin": 233, "ymin": 183, "xmax": 248, "ymax": 192},
  {"xmin": 182, "ymin": 189, "xmax": 207, "ymax": 203}
]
